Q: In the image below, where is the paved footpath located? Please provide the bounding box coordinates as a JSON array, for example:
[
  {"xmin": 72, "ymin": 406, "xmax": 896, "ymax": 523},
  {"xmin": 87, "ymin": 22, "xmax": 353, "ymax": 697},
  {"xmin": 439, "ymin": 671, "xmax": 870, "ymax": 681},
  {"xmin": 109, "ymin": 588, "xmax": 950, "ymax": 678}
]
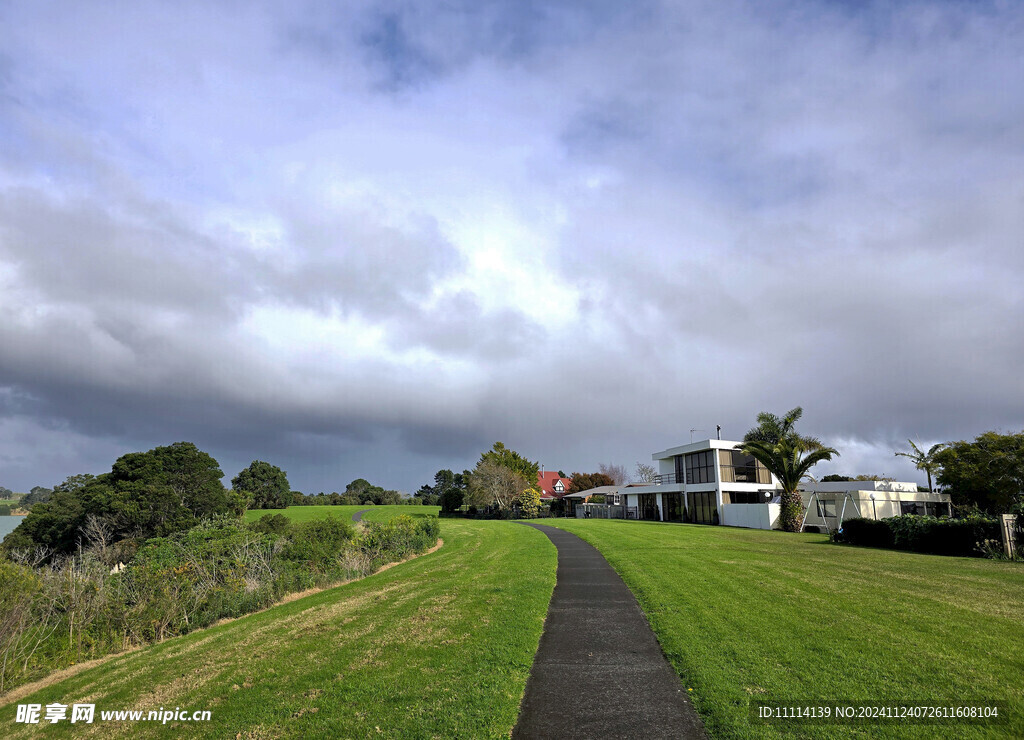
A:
[
  {"xmin": 513, "ymin": 523, "xmax": 706, "ymax": 740},
  {"xmin": 351, "ymin": 509, "xmax": 371, "ymax": 522}
]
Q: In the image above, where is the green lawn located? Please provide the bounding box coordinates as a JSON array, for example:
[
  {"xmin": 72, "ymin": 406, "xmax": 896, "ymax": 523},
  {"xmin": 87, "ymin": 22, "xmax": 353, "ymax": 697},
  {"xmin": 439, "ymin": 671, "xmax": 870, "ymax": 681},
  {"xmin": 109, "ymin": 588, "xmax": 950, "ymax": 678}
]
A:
[
  {"xmin": 242, "ymin": 504, "xmax": 440, "ymax": 524},
  {"xmin": 539, "ymin": 519, "xmax": 1024, "ymax": 739},
  {"xmin": 1, "ymin": 514, "xmax": 553, "ymax": 738}
]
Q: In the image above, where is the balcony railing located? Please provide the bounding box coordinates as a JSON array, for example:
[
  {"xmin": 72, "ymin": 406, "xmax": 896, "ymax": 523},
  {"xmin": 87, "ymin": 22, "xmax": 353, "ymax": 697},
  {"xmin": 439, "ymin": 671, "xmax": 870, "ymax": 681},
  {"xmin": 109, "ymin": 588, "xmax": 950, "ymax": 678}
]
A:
[{"xmin": 652, "ymin": 473, "xmax": 680, "ymax": 485}]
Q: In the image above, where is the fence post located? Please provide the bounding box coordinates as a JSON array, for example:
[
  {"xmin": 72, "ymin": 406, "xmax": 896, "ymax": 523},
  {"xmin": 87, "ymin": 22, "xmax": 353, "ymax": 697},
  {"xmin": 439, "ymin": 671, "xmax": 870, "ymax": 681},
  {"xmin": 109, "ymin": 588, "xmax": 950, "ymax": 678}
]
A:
[{"xmin": 1001, "ymin": 515, "xmax": 1018, "ymax": 558}]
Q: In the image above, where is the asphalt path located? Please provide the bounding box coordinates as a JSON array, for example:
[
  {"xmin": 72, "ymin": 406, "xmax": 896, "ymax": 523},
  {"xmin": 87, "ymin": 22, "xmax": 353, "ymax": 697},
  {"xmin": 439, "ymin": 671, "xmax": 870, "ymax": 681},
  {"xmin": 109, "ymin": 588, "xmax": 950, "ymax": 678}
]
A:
[
  {"xmin": 512, "ymin": 523, "xmax": 706, "ymax": 740},
  {"xmin": 351, "ymin": 509, "xmax": 371, "ymax": 522}
]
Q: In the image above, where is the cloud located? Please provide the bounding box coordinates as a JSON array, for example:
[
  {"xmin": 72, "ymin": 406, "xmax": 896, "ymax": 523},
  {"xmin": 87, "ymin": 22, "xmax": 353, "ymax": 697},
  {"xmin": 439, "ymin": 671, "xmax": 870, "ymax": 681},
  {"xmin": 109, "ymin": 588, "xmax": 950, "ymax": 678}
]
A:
[{"xmin": 0, "ymin": 0, "xmax": 1022, "ymax": 493}]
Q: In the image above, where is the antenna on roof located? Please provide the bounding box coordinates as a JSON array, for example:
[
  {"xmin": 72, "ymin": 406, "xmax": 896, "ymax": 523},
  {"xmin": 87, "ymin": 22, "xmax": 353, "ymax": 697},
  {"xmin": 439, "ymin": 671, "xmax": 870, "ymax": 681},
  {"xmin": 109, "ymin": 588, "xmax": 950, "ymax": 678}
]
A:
[{"xmin": 690, "ymin": 428, "xmax": 706, "ymax": 443}]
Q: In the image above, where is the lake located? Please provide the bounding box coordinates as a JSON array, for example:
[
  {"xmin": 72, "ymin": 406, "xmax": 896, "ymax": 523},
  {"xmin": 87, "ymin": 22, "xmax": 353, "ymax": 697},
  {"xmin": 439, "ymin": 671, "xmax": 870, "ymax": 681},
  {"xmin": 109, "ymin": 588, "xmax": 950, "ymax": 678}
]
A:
[{"xmin": 0, "ymin": 515, "xmax": 23, "ymax": 541}]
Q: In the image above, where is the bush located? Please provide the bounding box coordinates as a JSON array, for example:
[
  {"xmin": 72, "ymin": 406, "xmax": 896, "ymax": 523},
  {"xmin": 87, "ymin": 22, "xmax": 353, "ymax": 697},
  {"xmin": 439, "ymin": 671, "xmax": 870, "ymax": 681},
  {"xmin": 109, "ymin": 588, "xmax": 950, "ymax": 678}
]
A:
[
  {"xmin": 832, "ymin": 518, "xmax": 894, "ymax": 549},
  {"xmin": 360, "ymin": 515, "xmax": 439, "ymax": 567},
  {"xmin": 833, "ymin": 515, "xmax": 1000, "ymax": 557},
  {"xmin": 282, "ymin": 517, "xmax": 357, "ymax": 572},
  {"xmin": 249, "ymin": 513, "xmax": 292, "ymax": 536}
]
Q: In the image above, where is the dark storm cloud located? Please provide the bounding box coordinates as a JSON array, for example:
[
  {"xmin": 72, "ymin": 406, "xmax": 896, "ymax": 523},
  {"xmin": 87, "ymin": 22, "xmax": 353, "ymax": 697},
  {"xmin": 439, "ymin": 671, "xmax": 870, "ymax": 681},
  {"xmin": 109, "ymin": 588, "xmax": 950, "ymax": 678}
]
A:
[{"xmin": 0, "ymin": 0, "xmax": 1022, "ymax": 493}]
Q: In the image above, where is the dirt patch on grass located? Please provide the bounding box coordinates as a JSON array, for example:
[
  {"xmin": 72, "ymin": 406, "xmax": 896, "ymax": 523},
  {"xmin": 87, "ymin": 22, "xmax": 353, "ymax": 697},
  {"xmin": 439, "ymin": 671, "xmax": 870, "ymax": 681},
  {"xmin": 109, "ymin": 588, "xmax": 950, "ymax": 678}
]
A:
[{"xmin": 0, "ymin": 647, "xmax": 142, "ymax": 706}]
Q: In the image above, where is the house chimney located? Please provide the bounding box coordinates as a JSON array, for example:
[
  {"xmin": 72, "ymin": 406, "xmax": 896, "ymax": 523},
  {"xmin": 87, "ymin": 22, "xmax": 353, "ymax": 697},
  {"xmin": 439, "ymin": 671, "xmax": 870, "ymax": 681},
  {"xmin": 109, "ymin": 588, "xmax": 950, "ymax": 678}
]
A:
[{"xmin": 716, "ymin": 425, "xmax": 721, "ymax": 440}]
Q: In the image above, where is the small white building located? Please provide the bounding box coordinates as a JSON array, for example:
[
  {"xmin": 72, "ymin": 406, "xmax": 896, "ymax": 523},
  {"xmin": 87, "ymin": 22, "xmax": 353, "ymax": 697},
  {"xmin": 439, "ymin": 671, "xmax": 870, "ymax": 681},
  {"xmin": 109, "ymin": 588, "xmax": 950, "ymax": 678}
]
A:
[
  {"xmin": 620, "ymin": 439, "xmax": 953, "ymax": 530},
  {"xmin": 799, "ymin": 480, "xmax": 952, "ymax": 531}
]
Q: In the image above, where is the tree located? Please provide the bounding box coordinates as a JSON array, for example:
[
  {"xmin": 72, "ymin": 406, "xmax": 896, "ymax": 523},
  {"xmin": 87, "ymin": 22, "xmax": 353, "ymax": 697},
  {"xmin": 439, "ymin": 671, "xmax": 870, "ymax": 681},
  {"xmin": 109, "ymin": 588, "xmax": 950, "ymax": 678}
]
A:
[
  {"xmin": 467, "ymin": 460, "xmax": 527, "ymax": 510},
  {"xmin": 20, "ymin": 485, "xmax": 54, "ymax": 509},
  {"xmin": 743, "ymin": 407, "xmax": 822, "ymax": 450},
  {"xmin": 478, "ymin": 442, "xmax": 540, "ymax": 482},
  {"xmin": 232, "ymin": 461, "xmax": 291, "ymax": 509},
  {"xmin": 933, "ymin": 431, "xmax": 1024, "ymax": 514},
  {"xmin": 467, "ymin": 444, "xmax": 541, "ymax": 515},
  {"xmin": 598, "ymin": 463, "xmax": 627, "ymax": 486},
  {"xmin": 3, "ymin": 442, "xmax": 235, "ymax": 556},
  {"xmin": 439, "ymin": 487, "xmax": 465, "ymax": 513},
  {"xmin": 567, "ymin": 472, "xmax": 614, "ymax": 494},
  {"xmin": 345, "ymin": 478, "xmax": 389, "ymax": 505},
  {"xmin": 634, "ymin": 462, "xmax": 657, "ymax": 484},
  {"xmin": 739, "ymin": 437, "xmax": 839, "ymax": 532},
  {"xmin": 894, "ymin": 440, "xmax": 946, "ymax": 492}
]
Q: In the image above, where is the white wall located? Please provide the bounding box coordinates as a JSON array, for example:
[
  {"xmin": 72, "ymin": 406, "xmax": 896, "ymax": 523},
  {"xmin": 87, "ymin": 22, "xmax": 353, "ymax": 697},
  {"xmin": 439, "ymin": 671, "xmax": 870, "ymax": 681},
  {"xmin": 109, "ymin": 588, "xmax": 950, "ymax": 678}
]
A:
[{"xmin": 720, "ymin": 504, "xmax": 781, "ymax": 530}]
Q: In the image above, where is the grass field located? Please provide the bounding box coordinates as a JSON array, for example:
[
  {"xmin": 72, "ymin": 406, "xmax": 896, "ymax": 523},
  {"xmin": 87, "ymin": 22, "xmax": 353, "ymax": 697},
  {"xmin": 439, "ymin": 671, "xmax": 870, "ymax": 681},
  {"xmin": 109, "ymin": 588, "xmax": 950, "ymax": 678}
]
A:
[
  {"xmin": 1, "ymin": 511, "xmax": 553, "ymax": 738},
  {"xmin": 540, "ymin": 519, "xmax": 1024, "ymax": 739},
  {"xmin": 242, "ymin": 504, "xmax": 440, "ymax": 524}
]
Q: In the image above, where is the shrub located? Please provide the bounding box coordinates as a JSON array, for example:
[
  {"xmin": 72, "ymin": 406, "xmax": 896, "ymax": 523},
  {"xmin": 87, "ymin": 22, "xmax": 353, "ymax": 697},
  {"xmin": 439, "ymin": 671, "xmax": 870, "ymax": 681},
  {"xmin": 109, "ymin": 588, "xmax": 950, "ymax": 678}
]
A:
[
  {"xmin": 833, "ymin": 518, "xmax": 894, "ymax": 548},
  {"xmin": 359, "ymin": 515, "xmax": 439, "ymax": 567},
  {"xmin": 834, "ymin": 515, "xmax": 1000, "ymax": 557},
  {"xmin": 282, "ymin": 517, "xmax": 356, "ymax": 572},
  {"xmin": 249, "ymin": 513, "xmax": 292, "ymax": 536}
]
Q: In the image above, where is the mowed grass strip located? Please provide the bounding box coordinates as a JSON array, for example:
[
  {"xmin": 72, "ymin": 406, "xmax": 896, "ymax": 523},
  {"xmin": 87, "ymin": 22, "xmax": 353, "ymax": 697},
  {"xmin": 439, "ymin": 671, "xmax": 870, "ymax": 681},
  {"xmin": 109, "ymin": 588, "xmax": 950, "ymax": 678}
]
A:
[
  {"xmin": 242, "ymin": 504, "xmax": 438, "ymax": 524},
  {"xmin": 1, "ymin": 516, "xmax": 554, "ymax": 739},
  {"xmin": 540, "ymin": 519, "xmax": 1024, "ymax": 740}
]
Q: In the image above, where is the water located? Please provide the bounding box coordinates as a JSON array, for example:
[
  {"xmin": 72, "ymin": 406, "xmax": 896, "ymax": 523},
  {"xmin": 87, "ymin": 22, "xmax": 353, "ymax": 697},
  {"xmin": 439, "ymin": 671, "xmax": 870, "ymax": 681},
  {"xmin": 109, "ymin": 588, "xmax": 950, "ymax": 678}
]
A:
[{"xmin": 0, "ymin": 515, "xmax": 23, "ymax": 542}]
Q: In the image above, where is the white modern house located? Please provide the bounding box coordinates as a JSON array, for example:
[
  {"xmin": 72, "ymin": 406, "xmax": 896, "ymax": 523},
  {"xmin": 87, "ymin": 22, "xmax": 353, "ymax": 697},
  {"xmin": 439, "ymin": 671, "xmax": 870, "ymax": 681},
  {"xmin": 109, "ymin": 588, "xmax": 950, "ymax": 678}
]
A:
[
  {"xmin": 620, "ymin": 439, "xmax": 783, "ymax": 528},
  {"xmin": 620, "ymin": 439, "xmax": 953, "ymax": 531}
]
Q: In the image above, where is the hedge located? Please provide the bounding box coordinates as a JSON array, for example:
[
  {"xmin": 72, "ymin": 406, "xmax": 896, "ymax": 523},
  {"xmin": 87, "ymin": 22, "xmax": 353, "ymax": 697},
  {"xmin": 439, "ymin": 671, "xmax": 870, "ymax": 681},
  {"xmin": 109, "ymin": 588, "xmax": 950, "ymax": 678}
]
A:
[{"xmin": 832, "ymin": 515, "xmax": 1001, "ymax": 557}]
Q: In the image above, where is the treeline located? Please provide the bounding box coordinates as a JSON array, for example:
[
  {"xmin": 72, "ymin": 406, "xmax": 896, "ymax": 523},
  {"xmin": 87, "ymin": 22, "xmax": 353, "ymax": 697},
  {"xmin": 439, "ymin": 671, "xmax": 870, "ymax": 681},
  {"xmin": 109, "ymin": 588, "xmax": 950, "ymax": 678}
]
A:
[
  {"xmin": 0, "ymin": 486, "xmax": 53, "ymax": 514},
  {"xmin": 0, "ymin": 513, "xmax": 438, "ymax": 694},
  {"xmin": 290, "ymin": 478, "xmax": 419, "ymax": 507}
]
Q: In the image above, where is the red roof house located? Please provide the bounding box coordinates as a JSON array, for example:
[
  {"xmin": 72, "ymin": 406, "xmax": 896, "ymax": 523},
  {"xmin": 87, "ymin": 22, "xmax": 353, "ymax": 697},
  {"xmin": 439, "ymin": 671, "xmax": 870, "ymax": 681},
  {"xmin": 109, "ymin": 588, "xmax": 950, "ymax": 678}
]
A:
[{"xmin": 537, "ymin": 471, "xmax": 573, "ymax": 499}]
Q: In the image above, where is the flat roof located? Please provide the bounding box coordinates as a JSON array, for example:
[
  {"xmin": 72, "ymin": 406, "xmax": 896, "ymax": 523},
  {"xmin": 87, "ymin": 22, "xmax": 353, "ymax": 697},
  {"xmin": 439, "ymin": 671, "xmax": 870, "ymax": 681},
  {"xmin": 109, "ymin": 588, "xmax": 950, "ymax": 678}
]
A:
[{"xmin": 651, "ymin": 439, "xmax": 743, "ymax": 460}]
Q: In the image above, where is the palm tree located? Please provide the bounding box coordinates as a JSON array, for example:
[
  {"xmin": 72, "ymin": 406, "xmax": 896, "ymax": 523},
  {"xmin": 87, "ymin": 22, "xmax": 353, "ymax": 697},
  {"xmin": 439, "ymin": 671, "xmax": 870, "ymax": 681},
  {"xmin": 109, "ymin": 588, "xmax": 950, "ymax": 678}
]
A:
[
  {"xmin": 740, "ymin": 437, "xmax": 839, "ymax": 532},
  {"xmin": 743, "ymin": 406, "xmax": 823, "ymax": 451},
  {"xmin": 894, "ymin": 440, "xmax": 945, "ymax": 492}
]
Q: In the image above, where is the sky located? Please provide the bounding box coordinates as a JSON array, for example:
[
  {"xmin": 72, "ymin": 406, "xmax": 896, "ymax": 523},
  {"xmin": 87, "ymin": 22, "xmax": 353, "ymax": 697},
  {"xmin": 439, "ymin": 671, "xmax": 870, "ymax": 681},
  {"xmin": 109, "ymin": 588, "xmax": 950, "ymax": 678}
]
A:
[{"xmin": 1, "ymin": 0, "xmax": 1022, "ymax": 494}]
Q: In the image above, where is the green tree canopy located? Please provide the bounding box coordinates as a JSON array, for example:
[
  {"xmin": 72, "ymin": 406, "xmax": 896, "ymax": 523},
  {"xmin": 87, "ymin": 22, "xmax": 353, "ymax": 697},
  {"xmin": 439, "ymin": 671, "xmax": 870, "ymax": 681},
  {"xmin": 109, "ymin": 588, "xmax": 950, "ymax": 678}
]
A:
[
  {"xmin": 743, "ymin": 407, "xmax": 822, "ymax": 450},
  {"xmin": 468, "ymin": 444, "xmax": 541, "ymax": 515},
  {"xmin": 567, "ymin": 472, "xmax": 615, "ymax": 494},
  {"xmin": 478, "ymin": 442, "xmax": 540, "ymax": 481},
  {"xmin": 934, "ymin": 431, "xmax": 1024, "ymax": 514},
  {"xmin": 3, "ymin": 442, "xmax": 235, "ymax": 556},
  {"xmin": 232, "ymin": 460, "xmax": 291, "ymax": 509}
]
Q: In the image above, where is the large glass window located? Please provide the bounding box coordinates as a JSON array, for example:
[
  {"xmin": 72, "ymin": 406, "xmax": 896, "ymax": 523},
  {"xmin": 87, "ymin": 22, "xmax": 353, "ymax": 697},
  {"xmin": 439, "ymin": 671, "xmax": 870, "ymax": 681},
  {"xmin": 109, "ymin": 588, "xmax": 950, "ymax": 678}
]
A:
[
  {"xmin": 688, "ymin": 490, "xmax": 718, "ymax": 524},
  {"xmin": 663, "ymin": 492, "xmax": 684, "ymax": 522},
  {"xmin": 718, "ymin": 450, "xmax": 772, "ymax": 484},
  {"xmin": 638, "ymin": 493, "xmax": 660, "ymax": 521},
  {"xmin": 900, "ymin": 501, "xmax": 947, "ymax": 517},
  {"xmin": 816, "ymin": 499, "xmax": 837, "ymax": 518},
  {"xmin": 685, "ymin": 451, "xmax": 716, "ymax": 485}
]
